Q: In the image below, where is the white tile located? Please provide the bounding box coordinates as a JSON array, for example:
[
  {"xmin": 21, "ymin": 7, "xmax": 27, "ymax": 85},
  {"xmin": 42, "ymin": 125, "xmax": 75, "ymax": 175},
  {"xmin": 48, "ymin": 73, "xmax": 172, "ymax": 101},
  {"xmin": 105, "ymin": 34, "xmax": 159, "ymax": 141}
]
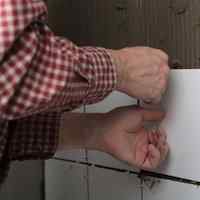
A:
[
  {"xmin": 55, "ymin": 107, "xmax": 86, "ymax": 162},
  {"xmin": 148, "ymin": 70, "xmax": 200, "ymax": 180},
  {"xmin": 86, "ymin": 91, "xmax": 137, "ymax": 113},
  {"xmin": 86, "ymin": 92, "xmax": 138, "ymax": 170},
  {"xmin": 54, "ymin": 149, "xmax": 86, "ymax": 162},
  {"xmin": 89, "ymin": 167, "xmax": 140, "ymax": 200},
  {"xmin": 144, "ymin": 180, "xmax": 200, "ymax": 200},
  {"xmin": 45, "ymin": 159, "xmax": 88, "ymax": 200}
]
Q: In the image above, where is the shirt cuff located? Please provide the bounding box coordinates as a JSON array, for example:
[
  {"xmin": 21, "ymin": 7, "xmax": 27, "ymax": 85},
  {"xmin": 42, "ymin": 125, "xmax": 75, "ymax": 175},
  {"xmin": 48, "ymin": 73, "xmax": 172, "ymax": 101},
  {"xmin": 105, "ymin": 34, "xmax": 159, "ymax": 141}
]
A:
[
  {"xmin": 6, "ymin": 112, "xmax": 61, "ymax": 161},
  {"xmin": 75, "ymin": 47, "xmax": 117, "ymax": 105}
]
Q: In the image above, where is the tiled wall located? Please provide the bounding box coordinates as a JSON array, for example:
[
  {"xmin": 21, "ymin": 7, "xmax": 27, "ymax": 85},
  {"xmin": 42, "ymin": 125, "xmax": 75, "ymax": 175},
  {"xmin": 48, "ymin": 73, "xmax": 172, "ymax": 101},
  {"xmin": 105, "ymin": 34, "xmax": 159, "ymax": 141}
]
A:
[
  {"xmin": 45, "ymin": 1, "xmax": 200, "ymax": 199},
  {"xmin": 45, "ymin": 70, "xmax": 200, "ymax": 200},
  {"xmin": 0, "ymin": 161, "xmax": 43, "ymax": 200}
]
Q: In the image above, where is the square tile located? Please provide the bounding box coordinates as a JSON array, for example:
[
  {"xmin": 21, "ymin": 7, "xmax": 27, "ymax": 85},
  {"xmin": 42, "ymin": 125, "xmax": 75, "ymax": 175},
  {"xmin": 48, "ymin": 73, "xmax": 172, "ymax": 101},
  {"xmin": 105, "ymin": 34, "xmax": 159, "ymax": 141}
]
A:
[
  {"xmin": 45, "ymin": 159, "xmax": 88, "ymax": 200},
  {"xmin": 89, "ymin": 167, "xmax": 140, "ymax": 200}
]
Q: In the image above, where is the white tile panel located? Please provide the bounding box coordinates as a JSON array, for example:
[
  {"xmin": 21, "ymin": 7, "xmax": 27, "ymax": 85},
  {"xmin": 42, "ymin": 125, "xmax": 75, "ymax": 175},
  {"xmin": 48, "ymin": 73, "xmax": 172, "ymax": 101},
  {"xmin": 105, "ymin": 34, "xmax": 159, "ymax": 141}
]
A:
[{"xmin": 150, "ymin": 70, "xmax": 200, "ymax": 181}]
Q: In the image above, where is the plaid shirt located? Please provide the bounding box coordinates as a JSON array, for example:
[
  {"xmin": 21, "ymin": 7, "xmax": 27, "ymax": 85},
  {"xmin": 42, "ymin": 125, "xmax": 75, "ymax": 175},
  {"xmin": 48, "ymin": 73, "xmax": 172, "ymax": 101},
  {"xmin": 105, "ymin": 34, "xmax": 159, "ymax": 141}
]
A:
[{"xmin": 0, "ymin": 0, "xmax": 117, "ymax": 186}]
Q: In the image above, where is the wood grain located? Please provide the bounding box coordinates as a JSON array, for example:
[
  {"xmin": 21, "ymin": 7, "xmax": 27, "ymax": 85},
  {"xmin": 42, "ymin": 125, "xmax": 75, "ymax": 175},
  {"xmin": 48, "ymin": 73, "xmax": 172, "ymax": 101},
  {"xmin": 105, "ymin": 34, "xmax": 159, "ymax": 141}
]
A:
[{"xmin": 47, "ymin": 0, "xmax": 200, "ymax": 69}]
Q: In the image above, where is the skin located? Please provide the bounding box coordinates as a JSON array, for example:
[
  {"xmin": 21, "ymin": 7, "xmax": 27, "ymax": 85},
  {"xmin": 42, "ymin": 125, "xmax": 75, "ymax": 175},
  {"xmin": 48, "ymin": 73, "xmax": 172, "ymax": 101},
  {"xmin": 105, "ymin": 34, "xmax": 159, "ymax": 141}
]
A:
[
  {"xmin": 58, "ymin": 46, "xmax": 170, "ymax": 170},
  {"xmin": 110, "ymin": 47, "xmax": 170, "ymax": 103},
  {"xmin": 58, "ymin": 106, "xmax": 169, "ymax": 170}
]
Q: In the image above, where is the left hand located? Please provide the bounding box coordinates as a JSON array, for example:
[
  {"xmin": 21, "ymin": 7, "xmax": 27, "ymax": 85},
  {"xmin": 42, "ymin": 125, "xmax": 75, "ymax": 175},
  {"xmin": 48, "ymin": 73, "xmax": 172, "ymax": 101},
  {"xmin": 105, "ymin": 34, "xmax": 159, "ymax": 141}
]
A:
[
  {"xmin": 98, "ymin": 106, "xmax": 169, "ymax": 170},
  {"xmin": 58, "ymin": 106, "xmax": 169, "ymax": 170}
]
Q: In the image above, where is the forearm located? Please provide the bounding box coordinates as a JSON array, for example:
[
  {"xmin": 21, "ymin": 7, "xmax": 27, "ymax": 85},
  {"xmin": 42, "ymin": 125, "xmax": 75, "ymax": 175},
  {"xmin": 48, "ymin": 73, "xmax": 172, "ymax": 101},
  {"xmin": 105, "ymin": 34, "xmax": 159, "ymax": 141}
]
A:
[
  {"xmin": 57, "ymin": 112, "xmax": 107, "ymax": 151},
  {"xmin": 0, "ymin": 1, "xmax": 117, "ymax": 120}
]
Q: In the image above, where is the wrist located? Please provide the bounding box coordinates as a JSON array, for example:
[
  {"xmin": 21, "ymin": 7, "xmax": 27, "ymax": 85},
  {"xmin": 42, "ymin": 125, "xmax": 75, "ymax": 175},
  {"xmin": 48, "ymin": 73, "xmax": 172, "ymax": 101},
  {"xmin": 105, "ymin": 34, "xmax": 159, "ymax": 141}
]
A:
[
  {"xmin": 58, "ymin": 112, "xmax": 108, "ymax": 152},
  {"xmin": 108, "ymin": 49, "xmax": 126, "ymax": 93}
]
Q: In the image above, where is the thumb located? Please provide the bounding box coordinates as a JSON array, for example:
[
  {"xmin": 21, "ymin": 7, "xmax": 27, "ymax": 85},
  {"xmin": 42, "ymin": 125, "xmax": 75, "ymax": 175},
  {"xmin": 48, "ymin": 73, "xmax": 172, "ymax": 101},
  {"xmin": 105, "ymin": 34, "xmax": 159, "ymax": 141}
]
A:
[{"xmin": 140, "ymin": 109, "xmax": 165, "ymax": 122}]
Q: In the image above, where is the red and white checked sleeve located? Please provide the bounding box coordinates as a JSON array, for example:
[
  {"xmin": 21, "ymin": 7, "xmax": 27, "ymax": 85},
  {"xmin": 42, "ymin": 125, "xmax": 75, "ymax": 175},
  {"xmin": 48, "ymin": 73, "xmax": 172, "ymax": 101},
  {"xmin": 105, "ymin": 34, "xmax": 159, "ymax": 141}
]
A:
[
  {"xmin": 0, "ymin": 0, "xmax": 117, "ymax": 186},
  {"xmin": 0, "ymin": 0, "xmax": 117, "ymax": 120}
]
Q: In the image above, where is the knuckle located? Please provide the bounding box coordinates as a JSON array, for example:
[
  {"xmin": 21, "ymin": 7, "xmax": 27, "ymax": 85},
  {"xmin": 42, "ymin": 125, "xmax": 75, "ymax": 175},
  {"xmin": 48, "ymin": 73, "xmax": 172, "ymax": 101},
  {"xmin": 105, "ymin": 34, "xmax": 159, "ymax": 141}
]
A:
[
  {"xmin": 164, "ymin": 64, "xmax": 170, "ymax": 75},
  {"xmin": 144, "ymin": 46, "xmax": 152, "ymax": 54},
  {"xmin": 152, "ymin": 65, "xmax": 160, "ymax": 74},
  {"xmin": 156, "ymin": 49, "xmax": 169, "ymax": 61},
  {"xmin": 149, "ymin": 88, "xmax": 158, "ymax": 101},
  {"xmin": 161, "ymin": 63, "xmax": 170, "ymax": 76},
  {"xmin": 144, "ymin": 46, "xmax": 151, "ymax": 51},
  {"xmin": 159, "ymin": 77, "xmax": 166, "ymax": 90}
]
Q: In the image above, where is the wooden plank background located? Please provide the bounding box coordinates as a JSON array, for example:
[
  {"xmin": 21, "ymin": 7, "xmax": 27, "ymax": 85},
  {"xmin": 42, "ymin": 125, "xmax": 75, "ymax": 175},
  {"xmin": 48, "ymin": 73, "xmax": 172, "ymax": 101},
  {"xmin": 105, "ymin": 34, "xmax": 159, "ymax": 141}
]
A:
[{"xmin": 47, "ymin": 0, "xmax": 200, "ymax": 69}]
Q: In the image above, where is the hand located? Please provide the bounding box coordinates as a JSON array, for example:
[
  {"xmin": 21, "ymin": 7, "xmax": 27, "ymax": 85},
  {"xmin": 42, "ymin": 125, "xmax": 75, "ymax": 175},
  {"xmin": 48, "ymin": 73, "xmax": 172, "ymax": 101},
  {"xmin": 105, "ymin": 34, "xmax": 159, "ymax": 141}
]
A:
[
  {"xmin": 99, "ymin": 106, "xmax": 169, "ymax": 170},
  {"xmin": 110, "ymin": 47, "xmax": 170, "ymax": 103},
  {"xmin": 58, "ymin": 106, "xmax": 169, "ymax": 170}
]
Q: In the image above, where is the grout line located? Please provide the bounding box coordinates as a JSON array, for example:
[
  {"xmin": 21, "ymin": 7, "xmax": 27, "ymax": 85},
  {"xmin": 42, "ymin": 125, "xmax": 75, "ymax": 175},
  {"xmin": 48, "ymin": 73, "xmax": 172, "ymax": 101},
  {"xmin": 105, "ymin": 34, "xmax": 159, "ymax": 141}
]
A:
[
  {"xmin": 140, "ymin": 178, "xmax": 144, "ymax": 200},
  {"xmin": 53, "ymin": 157, "xmax": 138, "ymax": 175},
  {"xmin": 42, "ymin": 161, "xmax": 45, "ymax": 200},
  {"xmin": 52, "ymin": 157, "xmax": 200, "ymax": 187},
  {"xmin": 84, "ymin": 105, "xmax": 90, "ymax": 200},
  {"xmin": 139, "ymin": 170, "xmax": 200, "ymax": 187},
  {"xmin": 85, "ymin": 154, "xmax": 90, "ymax": 200}
]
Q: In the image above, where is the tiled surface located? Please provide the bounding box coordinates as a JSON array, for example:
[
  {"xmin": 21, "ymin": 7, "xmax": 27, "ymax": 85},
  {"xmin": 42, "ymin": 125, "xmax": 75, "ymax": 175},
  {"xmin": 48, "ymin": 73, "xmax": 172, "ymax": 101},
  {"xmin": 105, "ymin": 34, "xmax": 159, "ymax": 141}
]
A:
[
  {"xmin": 143, "ymin": 180, "xmax": 200, "ymax": 200},
  {"xmin": 0, "ymin": 161, "xmax": 42, "ymax": 200},
  {"xmin": 86, "ymin": 91, "xmax": 138, "ymax": 170},
  {"xmin": 89, "ymin": 167, "xmax": 140, "ymax": 200},
  {"xmin": 45, "ymin": 159, "xmax": 88, "ymax": 200},
  {"xmin": 54, "ymin": 149, "xmax": 86, "ymax": 162},
  {"xmin": 148, "ymin": 70, "xmax": 200, "ymax": 181},
  {"xmin": 46, "ymin": 70, "xmax": 200, "ymax": 200},
  {"xmin": 86, "ymin": 91, "xmax": 137, "ymax": 113}
]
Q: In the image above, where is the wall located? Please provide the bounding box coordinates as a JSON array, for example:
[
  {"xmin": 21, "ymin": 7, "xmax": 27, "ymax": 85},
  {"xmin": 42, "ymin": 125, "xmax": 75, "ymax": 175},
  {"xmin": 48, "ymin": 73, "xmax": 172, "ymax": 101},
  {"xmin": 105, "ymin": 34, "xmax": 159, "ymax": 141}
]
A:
[
  {"xmin": 0, "ymin": 161, "xmax": 43, "ymax": 200},
  {"xmin": 47, "ymin": 0, "xmax": 200, "ymax": 68},
  {"xmin": 46, "ymin": 1, "xmax": 200, "ymax": 200}
]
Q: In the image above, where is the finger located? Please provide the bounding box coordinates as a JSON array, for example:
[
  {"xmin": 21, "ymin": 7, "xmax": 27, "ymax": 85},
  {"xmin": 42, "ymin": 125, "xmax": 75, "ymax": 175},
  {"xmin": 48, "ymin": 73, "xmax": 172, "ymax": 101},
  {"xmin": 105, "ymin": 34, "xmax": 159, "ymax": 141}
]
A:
[
  {"xmin": 140, "ymin": 109, "xmax": 165, "ymax": 122},
  {"xmin": 156, "ymin": 138, "xmax": 169, "ymax": 162},
  {"xmin": 158, "ymin": 128, "xmax": 167, "ymax": 143},
  {"xmin": 153, "ymin": 49, "xmax": 169, "ymax": 62},
  {"xmin": 142, "ymin": 144, "xmax": 160, "ymax": 169},
  {"xmin": 148, "ymin": 130, "xmax": 158, "ymax": 146},
  {"xmin": 160, "ymin": 143, "xmax": 169, "ymax": 162},
  {"xmin": 156, "ymin": 130, "xmax": 169, "ymax": 162},
  {"xmin": 147, "ymin": 144, "xmax": 161, "ymax": 169},
  {"xmin": 151, "ymin": 129, "xmax": 166, "ymax": 148},
  {"xmin": 162, "ymin": 63, "xmax": 170, "ymax": 77},
  {"xmin": 151, "ymin": 95, "xmax": 162, "ymax": 104},
  {"xmin": 135, "ymin": 143, "xmax": 149, "ymax": 169}
]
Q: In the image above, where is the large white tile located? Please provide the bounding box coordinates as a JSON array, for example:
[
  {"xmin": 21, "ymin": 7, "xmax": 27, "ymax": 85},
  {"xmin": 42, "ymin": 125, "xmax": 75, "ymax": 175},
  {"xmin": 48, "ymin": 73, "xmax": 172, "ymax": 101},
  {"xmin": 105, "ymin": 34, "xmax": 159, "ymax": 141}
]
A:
[
  {"xmin": 86, "ymin": 92, "xmax": 138, "ymax": 170},
  {"xmin": 45, "ymin": 159, "xmax": 88, "ymax": 200},
  {"xmin": 89, "ymin": 167, "xmax": 140, "ymax": 200},
  {"xmin": 144, "ymin": 180, "xmax": 200, "ymax": 200},
  {"xmin": 147, "ymin": 70, "xmax": 200, "ymax": 181},
  {"xmin": 55, "ymin": 107, "xmax": 86, "ymax": 162}
]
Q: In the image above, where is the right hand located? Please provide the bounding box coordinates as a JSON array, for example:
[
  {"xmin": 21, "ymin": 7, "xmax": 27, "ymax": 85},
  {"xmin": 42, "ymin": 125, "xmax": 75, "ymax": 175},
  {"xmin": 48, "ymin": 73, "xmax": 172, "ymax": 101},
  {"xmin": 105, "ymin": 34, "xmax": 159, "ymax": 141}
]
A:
[{"xmin": 110, "ymin": 47, "xmax": 170, "ymax": 103}]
